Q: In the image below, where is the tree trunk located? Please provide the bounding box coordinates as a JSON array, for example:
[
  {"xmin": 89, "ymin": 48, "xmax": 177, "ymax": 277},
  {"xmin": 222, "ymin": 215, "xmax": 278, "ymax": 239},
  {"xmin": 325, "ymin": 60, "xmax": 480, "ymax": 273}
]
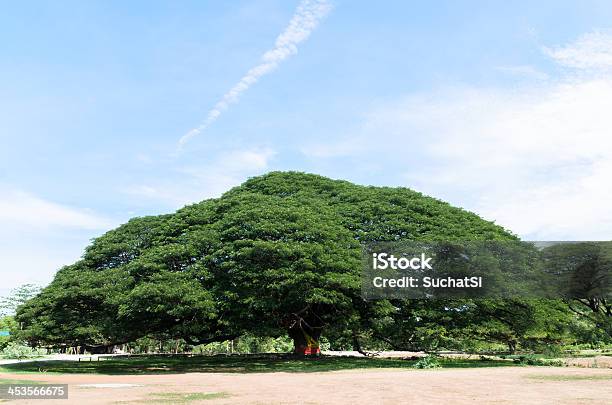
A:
[
  {"xmin": 352, "ymin": 330, "xmax": 369, "ymax": 356},
  {"xmin": 86, "ymin": 344, "xmax": 115, "ymax": 354},
  {"xmin": 288, "ymin": 320, "xmax": 322, "ymax": 356}
]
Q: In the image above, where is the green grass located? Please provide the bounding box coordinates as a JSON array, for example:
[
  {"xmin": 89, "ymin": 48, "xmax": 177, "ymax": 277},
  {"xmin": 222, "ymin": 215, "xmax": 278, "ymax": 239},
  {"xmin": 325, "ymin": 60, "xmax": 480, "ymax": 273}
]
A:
[
  {"xmin": 0, "ymin": 378, "xmax": 44, "ymax": 384},
  {"xmin": 526, "ymin": 374, "xmax": 612, "ymax": 381},
  {"xmin": 0, "ymin": 354, "xmax": 519, "ymax": 375},
  {"xmin": 117, "ymin": 392, "xmax": 230, "ymax": 404},
  {"xmin": 147, "ymin": 392, "xmax": 229, "ymax": 403}
]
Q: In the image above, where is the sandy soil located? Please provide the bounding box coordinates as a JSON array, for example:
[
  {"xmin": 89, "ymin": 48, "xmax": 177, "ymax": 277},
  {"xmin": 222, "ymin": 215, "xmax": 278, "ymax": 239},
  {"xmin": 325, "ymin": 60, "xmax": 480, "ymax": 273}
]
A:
[
  {"xmin": 1, "ymin": 366, "xmax": 611, "ymax": 405},
  {"xmin": 564, "ymin": 356, "xmax": 612, "ymax": 368}
]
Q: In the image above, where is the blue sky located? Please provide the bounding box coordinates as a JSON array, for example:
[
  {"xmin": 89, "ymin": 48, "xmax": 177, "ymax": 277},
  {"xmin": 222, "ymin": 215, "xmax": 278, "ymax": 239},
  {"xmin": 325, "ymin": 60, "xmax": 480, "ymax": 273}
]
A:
[{"xmin": 2, "ymin": 0, "xmax": 612, "ymax": 292}]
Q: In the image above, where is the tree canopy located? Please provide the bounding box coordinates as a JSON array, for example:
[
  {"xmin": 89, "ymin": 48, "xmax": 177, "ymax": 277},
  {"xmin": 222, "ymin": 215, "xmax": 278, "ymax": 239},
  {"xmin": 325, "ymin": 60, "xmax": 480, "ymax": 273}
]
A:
[{"xmin": 15, "ymin": 172, "xmax": 609, "ymax": 353}]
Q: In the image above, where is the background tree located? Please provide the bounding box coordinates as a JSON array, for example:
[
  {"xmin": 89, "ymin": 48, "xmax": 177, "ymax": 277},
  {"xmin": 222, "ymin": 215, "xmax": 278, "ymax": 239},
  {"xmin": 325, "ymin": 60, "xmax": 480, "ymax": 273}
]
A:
[
  {"xmin": 541, "ymin": 242, "xmax": 612, "ymax": 343},
  {"xmin": 0, "ymin": 284, "xmax": 41, "ymax": 317}
]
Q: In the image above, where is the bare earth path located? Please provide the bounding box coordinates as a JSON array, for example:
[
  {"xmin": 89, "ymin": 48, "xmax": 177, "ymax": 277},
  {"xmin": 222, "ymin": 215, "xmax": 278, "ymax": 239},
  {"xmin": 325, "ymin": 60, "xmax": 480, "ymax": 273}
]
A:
[{"xmin": 1, "ymin": 366, "xmax": 611, "ymax": 404}]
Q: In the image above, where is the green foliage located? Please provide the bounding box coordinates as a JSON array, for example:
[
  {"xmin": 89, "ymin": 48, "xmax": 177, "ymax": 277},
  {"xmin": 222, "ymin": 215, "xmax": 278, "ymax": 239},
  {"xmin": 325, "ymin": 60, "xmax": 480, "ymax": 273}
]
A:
[
  {"xmin": 192, "ymin": 335, "xmax": 294, "ymax": 355},
  {"xmin": 0, "ymin": 316, "xmax": 17, "ymax": 350},
  {"xmin": 540, "ymin": 344, "xmax": 563, "ymax": 358},
  {"xmin": 0, "ymin": 284, "xmax": 41, "ymax": 317},
  {"xmin": 511, "ymin": 355, "xmax": 564, "ymax": 366},
  {"xmin": 413, "ymin": 355, "xmax": 441, "ymax": 369},
  {"xmin": 14, "ymin": 172, "xmax": 608, "ymax": 353},
  {"xmin": 0, "ymin": 342, "xmax": 46, "ymax": 359},
  {"xmin": 541, "ymin": 242, "xmax": 612, "ymax": 342}
]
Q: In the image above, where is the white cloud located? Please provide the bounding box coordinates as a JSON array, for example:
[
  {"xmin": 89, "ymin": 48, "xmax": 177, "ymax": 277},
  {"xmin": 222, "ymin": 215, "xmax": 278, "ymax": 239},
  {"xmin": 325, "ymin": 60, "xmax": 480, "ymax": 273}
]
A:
[
  {"xmin": 483, "ymin": 160, "xmax": 612, "ymax": 240},
  {"xmin": 303, "ymin": 31, "xmax": 612, "ymax": 240},
  {"xmin": 0, "ymin": 246, "xmax": 68, "ymax": 289},
  {"xmin": 387, "ymin": 79, "xmax": 612, "ymax": 239},
  {"xmin": 126, "ymin": 148, "xmax": 276, "ymax": 207},
  {"xmin": 0, "ymin": 187, "xmax": 114, "ymax": 291},
  {"xmin": 0, "ymin": 187, "xmax": 112, "ymax": 230},
  {"xmin": 178, "ymin": 0, "xmax": 332, "ymax": 148},
  {"xmin": 495, "ymin": 65, "xmax": 549, "ymax": 80},
  {"xmin": 401, "ymin": 80, "xmax": 612, "ymax": 239},
  {"xmin": 216, "ymin": 148, "xmax": 276, "ymax": 171},
  {"xmin": 543, "ymin": 31, "xmax": 612, "ymax": 70},
  {"xmin": 301, "ymin": 137, "xmax": 367, "ymax": 158},
  {"xmin": 122, "ymin": 185, "xmax": 190, "ymax": 207}
]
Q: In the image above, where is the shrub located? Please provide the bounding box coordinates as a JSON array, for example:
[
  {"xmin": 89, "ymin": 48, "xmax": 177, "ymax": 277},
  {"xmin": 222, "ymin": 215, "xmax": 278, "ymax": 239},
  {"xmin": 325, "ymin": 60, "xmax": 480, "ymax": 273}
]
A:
[
  {"xmin": 413, "ymin": 355, "xmax": 441, "ymax": 369},
  {"xmin": 0, "ymin": 342, "xmax": 46, "ymax": 359},
  {"xmin": 512, "ymin": 355, "xmax": 564, "ymax": 366},
  {"xmin": 541, "ymin": 345, "xmax": 563, "ymax": 358},
  {"xmin": 0, "ymin": 336, "xmax": 10, "ymax": 351}
]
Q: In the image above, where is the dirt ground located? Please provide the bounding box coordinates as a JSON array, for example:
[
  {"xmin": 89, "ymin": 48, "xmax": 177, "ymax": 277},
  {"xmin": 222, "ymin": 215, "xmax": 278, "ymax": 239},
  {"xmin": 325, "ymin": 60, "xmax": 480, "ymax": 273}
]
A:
[
  {"xmin": 1, "ymin": 366, "xmax": 611, "ymax": 405},
  {"xmin": 564, "ymin": 356, "xmax": 612, "ymax": 368}
]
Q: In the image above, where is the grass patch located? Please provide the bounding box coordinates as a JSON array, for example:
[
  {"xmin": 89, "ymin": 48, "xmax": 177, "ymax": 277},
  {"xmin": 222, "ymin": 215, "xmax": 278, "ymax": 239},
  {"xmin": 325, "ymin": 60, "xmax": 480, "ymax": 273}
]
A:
[
  {"xmin": 116, "ymin": 392, "xmax": 230, "ymax": 404},
  {"xmin": 149, "ymin": 392, "xmax": 229, "ymax": 403},
  {"xmin": 526, "ymin": 374, "xmax": 612, "ymax": 381},
  {"xmin": 0, "ymin": 378, "xmax": 43, "ymax": 384},
  {"xmin": 0, "ymin": 354, "xmax": 518, "ymax": 375}
]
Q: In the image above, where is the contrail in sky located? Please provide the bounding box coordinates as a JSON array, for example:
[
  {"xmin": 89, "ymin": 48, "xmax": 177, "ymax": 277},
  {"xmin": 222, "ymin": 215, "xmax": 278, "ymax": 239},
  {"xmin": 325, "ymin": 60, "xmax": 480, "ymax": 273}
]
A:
[{"xmin": 178, "ymin": 0, "xmax": 332, "ymax": 148}]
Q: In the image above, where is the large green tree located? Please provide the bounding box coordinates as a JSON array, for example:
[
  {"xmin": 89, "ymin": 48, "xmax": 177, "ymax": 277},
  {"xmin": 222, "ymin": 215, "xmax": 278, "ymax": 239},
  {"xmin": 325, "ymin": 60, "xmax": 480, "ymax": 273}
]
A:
[{"xmin": 17, "ymin": 172, "xmax": 587, "ymax": 353}]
